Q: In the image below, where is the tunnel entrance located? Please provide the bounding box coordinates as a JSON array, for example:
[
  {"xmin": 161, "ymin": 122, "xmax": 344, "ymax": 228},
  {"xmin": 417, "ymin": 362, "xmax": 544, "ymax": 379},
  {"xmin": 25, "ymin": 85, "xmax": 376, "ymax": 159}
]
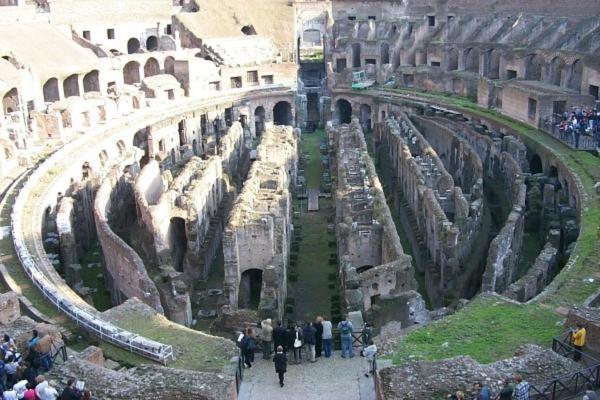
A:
[
  {"xmin": 239, "ymin": 269, "xmax": 262, "ymax": 309},
  {"xmin": 170, "ymin": 217, "xmax": 187, "ymax": 272},
  {"xmin": 273, "ymin": 101, "xmax": 292, "ymax": 125},
  {"xmin": 336, "ymin": 99, "xmax": 352, "ymax": 124}
]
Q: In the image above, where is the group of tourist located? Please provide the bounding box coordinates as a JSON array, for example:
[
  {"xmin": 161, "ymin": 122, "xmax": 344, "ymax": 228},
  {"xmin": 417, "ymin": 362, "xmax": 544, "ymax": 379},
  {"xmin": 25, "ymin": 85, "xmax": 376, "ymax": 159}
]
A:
[
  {"xmin": 555, "ymin": 106, "xmax": 600, "ymax": 148},
  {"xmin": 237, "ymin": 315, "xmax": 377, "ymax": 387},
  {"xmin": 448, "ymin": 374, "xmax": 530, "ymax": 400},
  {"xmin": 0, "ymin": 330, "xmax": 90, "ymax": 400}
]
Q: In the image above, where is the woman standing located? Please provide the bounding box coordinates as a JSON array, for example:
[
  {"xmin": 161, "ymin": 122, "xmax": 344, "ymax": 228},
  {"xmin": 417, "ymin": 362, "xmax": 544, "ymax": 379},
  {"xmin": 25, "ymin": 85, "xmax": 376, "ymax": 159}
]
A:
[
  {"xmin": 292, "ymin": 323, "xmax": 303, "ymax": 364},
  {"xmin": 314, "ymin": 316, "xmax": 324, "ymax": 358},
  {"xmin": 272, "ymin": 346, "xmax": 287, "ymax": 387}
]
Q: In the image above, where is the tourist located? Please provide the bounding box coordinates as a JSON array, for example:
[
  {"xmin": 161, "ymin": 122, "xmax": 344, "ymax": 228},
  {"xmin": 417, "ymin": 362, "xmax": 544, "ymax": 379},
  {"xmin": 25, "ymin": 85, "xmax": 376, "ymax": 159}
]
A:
[
  {"xmin": 303, "ymin": 322, "xmax": 317, "ymax": 363},
  {"xmin": 572, "ymin": 322, "xmax": 586, "ymax": 362},
  {"xmin": 338, "ymin": 315, "xmax": 354, "ymax": 358},
  {"xmin": 13, "ymin": 379, "xmax": 27, "ymax": 400},
  {"xmin": 26, "ymin": 332, "xmax": 38, "ymax": 350},
  {"xmin": 363, "ymin": 339, "xmax": 377, "ymax": 378},
  {"xmin": 322, "ymin": 316, "xmax": 333, "ymax": 358},
  {"xmin": 81, "ymin": 390, "xmax": 92, "ymax": 400},
  {"xmin": 241, "ymin": 328, "xmax": 257, "ymax": 368},
  {"xmin": 20, "ymin": 364, "xmax": 36, "ymax": 388},
  {"xmin": 261, "ymin": 318, "xmax": 273, "ymax": 359},
  {"xmin": 4, "ymin": 356, "xmax": 17, "ymax": 388},
  {"xmin": 3, "ymin": 386, "xmax": 17, "ymax": 400},
  {"xmin": 512, "ymin": 374, "xmax": 530, "ymax": 400},
  {"xmin": 0, "ymin": 359, "xmax": 5, "ymax": 393},
  {"xmin": 59, "ymin": 379, "xmax": 81, "ymax": 400},
  {"xmin": 455, "ymin": 390, "xmax": 465, "ymax": 400},
  {"xmin": 272, "ymin": 345, "xmax": 287, "ymax": 387},
  {"xmin": 34, "ymin": 376, "xmax": 58, "ymax": 400},
  {"xmin": 583, "ymin": 383, "xmax": 597, "ymax": 400},
  {"xmin": 291, "ymin": 323, "xmax": 303, "ymax": 364},
  {"xmin": 473, "ymin": 382, "xmax": 491, "ymax": 400},
  {"xmin": 273, "ymin": 321, "xmax": 287, "ymax": 353},
  {"xmin": 314, "ymin": 316, "xmax": 324, "ymax": 358},
  {"xmin": 22, "ymin": 383, "xmax": 35, "ymax": 400},
  {"xmin": 494, "ymin": 378, "xmax": 513, "ymax": 400}
]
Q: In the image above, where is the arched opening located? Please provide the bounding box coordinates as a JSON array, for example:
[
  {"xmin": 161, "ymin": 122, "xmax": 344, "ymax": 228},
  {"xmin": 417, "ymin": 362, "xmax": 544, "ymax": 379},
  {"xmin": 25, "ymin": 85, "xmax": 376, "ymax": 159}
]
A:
[
  {"xmin": 169, "ymin": 217, "xmax": 187, "ymax": 272},
  {"xmin": 352, "ymin": 43, "xmax": 361, "ymax": 68},
  {"xmin": 447, "ymin": 48, "xmax": 459, "ymax": 71},
  {"xmin": 144, "ymin": 57, "xmax": 160, "ymax": 77},
  {"xmin": 392, "ymin": 49, "xmax": 401, "ymax": 70},
  {"xmin": 359, "ymin": 104, "xmax": 372, "ymax": 132},
  {"xmin": 123, "ymin": 61, "xmax": 141, "ymax": 85},
  {"xmin": 99, "ymin": 150, "xmax": 109, "ymax": 167},
  {"xmin": 356, "ymin": 265, "xmax": 374, "ymax": 274},
  {"xmin": 116, "ymin": 140, "xmax": 126, "ymax": 156},
  {"xmin": 178, "ymin": 120, "xmax": 187, "ymax": 146},
  {"xmin": 487, "ymin": 49, "xmax": 500, "ymax": 79},
  {"xmin": 525, "ymin": 54, "xmax": 543, "ymax": 81},
  {"xmin": 464, "ymin": 48, "xmax": 480, "ymax": 73},
  {"xmin": 133, "ymin": 130, "xmax": 149, "ymax": 167},
  {"xmin": 546, "ymin": 57, "xmax": 564, "ymax": 87},
  {"xmin": 336, "ymin": 99, "xmax": 352, "ymax": 124},
  {"xmin": 239, "ymin": 269, "xmax": 263, "ymax": 309},
  {"xmin": 241, "ymin": 25, "xmax": 257, "ymax": 35},
  {"xmin": 127, "ymin": 38, "xmax": 140, "ymax": 54},
  {"xmin": 192, "ymin": 139, "xmax": 198, "ymax": 156},
  {"xmin": 380, "ymin": 43, "xmax": 390, "ymax": 65},
  {"xmin": 530, "ymin": 154, "xmax": 543, "ymax": 174},
  {"xmin": 145, "ymin": 36, "xmax": 158, "ymax": 51},
  {"xmin": 164, "ymin": 56, "xmax": 175, "ymax": 76},
  {"xmin": 254, "ymin": 106, "xmax": 265, "ymax": 135},
  {"xmin": 567, "ymin": 59, "xmax": 583, "ymax": 91},
  {"xmin": 63, "ymin": 74, "xmax": 80, "ymax": 98},
  {"xmin": 273, "ymin": 101, "xmax": 292, "ymax": 126},
  {"xmin": 43, "ymin": 78, "xmax": 60, "ymax": 103},
  {"xmin": 2, "ymin": 88, "xmax": 19, "ymax": 114},
  {"xmin": 83, "ymin": 70, "xmax": 100, "ymax": 93}
]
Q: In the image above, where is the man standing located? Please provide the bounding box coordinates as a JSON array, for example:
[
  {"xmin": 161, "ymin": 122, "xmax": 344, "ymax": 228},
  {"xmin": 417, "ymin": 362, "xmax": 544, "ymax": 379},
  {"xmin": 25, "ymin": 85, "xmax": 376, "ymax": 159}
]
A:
[
  {"xmin": 261, "ymin": 318, "xmax": 273, "ymax": 359},
  {"xmin": 272, "ymin": 346, "xmax": 287, "ymax": 387},
  {"xmin": 273, "ymin": 321, "xmax": 287, "ymax": 353},
  {"xmin": 338, "ymin": 315, "xmax": 354, "ymax": 358},
  {"xmin": 303, "ymin": 322, "xmax": 317, "ymax": 363},
  {"xmin": 572, "ymin": 323, "xmax": 586, "ymax": 362},
  {"xmin": 512, "ymin": 374, "xmax": 530, "ymax": 400},
  {"xmin": 322, "ymin": 316, "xmax": 333, "ymax": 358},
  {"xmin": 363, "ymin": 339, "xmax": 377, "ymax": 378},
  {"xmin": 473, "ymin": 382, "xmax": 491, "ymax": 400},
  {"xmin": 494, "ymin": 378, "xmax": 513, "ymax": 400}
]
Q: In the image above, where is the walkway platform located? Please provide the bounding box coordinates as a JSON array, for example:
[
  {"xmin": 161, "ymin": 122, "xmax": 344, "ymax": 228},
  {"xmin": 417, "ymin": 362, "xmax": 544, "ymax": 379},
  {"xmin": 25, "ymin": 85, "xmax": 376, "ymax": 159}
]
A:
[
  {"xmin": 238, "ymin": 353, "xmax": 375, "ymax": 400},
  {"xmin": 307, "ymin": 189, "xmax": 320, "ymax": 211}
]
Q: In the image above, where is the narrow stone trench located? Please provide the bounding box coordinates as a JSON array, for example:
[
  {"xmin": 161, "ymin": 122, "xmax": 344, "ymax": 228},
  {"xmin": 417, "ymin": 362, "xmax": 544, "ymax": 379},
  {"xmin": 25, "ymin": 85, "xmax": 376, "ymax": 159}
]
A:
[{"xmin": 287, "ymin": 129, "xmax": 340, "ymax": 323}]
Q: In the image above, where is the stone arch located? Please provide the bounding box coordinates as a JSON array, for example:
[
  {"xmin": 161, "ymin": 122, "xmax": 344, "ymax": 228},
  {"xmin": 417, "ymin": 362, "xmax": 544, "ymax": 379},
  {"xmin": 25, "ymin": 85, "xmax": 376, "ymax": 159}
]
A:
[
  {"xmin": 486, "ymin": 49, "xmax": 500, "ymax": 79},
  {"xmin": 381, "ymin": 43, "xmax": 390, "ymax": 65},
  {"xmin": 146, "ymin": 35, "xmax": 158, "ymax": 51},
  {"xmin": 83, "ymin": 70, "xmax": 100, "ymax": 93},
  {"xmin": 98, "ymin": 150, "xmax": 109, "ymax": 167},
  {"xmin": 524, "ymin": 53, "xmax": 543, "ymax": 81},
  {"xmin": 336, "ymin": 98, "xmax": 352, "ymax": 124},
  {"xmin": 164, "ymin": 56, "xmax": 175, "ymax": 75},
  {"xmin": 464, "ymin": 48, "xmax": 480, "ymax": 73},
  {"xmin": 239, "ymin": 269, "xmax": 262, "ymax": 309},
  {"xmin": 447, "ymin": 48, "xmax": 459, "ymax": 71},
  {"xmin": 352, "ymin": 43, "xmax": 361, "ymax": 68},
  {"xmin": 567, "ymin": 59, "xmax": 583, "ymax": 91},
  {"xmin": 127, "ymin": 38, "xmax": 140, "ymax": 54},
  {"xmin": 43, "ymin": 78, "xmax": 60, "ymax": 103},
  {"xmin": 529, "ymin": 154, "xmax": 543, "ymax": 174},
  {"xmin": 2, "ymin": 88, "xmax": 19, "ymax": 114},
  {"xmin": 144, "ymin": 57, "xmax": 160, "ymax": 77},
  {"xmin": 254, "ymin": 106, "xmax": 265, "ymax": 135},
  {"xmin": 546, "ymin": 57, "xmax": 565, "ymax": 86},
  {"xmin": 273, "ymin": 101, "xmax": 292, "ymax": 126},
  {"xmin": 359, "ymin": 103, "xmax": 372, "ymax": 132},
  {"xmin": 123, "ymin": 61, "xmax": 141, "ymax": 85},
  {"xmin": 63, "ymin": 74, "xmax": 79, "ymax": 98},
  {"xmin": 116, "ymin": 140, "xmax": 126, "ymax": 156}
]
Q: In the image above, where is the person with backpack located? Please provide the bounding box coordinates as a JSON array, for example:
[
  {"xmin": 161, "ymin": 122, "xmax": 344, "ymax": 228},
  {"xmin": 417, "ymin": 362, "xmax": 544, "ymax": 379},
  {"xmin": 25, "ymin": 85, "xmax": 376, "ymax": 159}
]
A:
[
  {"xmin": 338, "ymin": 315, "xmax": 354, "ymax": 358},
  {"xmin": 272, "ymin": 346, "xmax": 287, "ymax": 387},
  {"xmin": 241, "ymin": 328, "xmax": 257, "ymax": 368}
]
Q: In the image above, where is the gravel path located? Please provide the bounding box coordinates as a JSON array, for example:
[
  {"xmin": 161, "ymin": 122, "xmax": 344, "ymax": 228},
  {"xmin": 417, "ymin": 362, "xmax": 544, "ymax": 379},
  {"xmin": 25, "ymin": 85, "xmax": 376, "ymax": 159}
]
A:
[{"xmin": 238, "ymin": 352, "xmax": 376, "ymax": 400}]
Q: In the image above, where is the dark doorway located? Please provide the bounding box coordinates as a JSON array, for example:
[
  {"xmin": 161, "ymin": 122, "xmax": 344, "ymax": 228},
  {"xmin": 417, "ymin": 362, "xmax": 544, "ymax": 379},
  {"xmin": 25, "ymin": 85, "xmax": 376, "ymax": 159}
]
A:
[
  {"xmin": 530, "ymin": 154, "xmax": 543, "ymax": 174},
  {"xmin": 336, "ymin": 99, "xmax": 352, "ymax": 124},
  {"xmin": 254, "ymin": 106, "xmax": 265, "ymax": 135},
  {"xmin": 127, "ymin": 38, "xmax": 140, "ymax": 54},
  {"xmin": 239, "ymin": 269, "xmax": 263, "ymax": 309},
  {"xmin": 170, "ymin": 217, "xmax": 187, "ymax": 272},
  {"xmin": 273, "ymin": 101, "xmax": 292, "ymax": 125},
  {"xmin": 307, "ymin": 93, "xmax": 320, "ymax": 126},
  {"xmin": 146, "ymin": 36, "xmax": 158, "ymax": 51}
]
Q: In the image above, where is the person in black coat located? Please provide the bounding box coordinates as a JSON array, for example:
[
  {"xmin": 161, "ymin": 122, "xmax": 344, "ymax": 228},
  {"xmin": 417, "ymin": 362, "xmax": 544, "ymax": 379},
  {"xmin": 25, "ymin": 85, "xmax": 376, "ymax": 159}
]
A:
[
  {"xmin": 273, "ymin": 321, "xmax": 287, "ymax": 353},
  {"xmin": 272, "ymin": 345, "xmax": 287, "ymax": 387},
  {"xmin": 241, "ymin": 328, "xmax": 257, "ymax": 368},
  {"xmin": 314, "ymin": 316, "xmax": 324, "ymax": 358},
  {"xmin": 60, "ymin": 379, "xmax": 82, "ymax": 400}
]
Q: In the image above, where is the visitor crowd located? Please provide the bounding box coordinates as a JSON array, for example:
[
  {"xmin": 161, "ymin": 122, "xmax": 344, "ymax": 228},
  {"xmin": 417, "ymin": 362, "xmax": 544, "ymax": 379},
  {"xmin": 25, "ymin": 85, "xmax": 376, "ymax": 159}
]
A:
[
  {"xmin": 555, "ymin": 106, "xmax": 600, "ymax": 148},
  {"xmin": 0, "ymin": 330, "xmax": 91, "ymax": 400},
  {"xmin": 237, "ymin": 315, "xmax": 377, "ymax": 387}
]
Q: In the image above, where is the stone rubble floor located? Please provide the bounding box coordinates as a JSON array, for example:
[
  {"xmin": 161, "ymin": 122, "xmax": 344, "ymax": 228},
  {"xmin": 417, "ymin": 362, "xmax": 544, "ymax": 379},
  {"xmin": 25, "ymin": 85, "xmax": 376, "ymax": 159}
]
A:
[{"xmin": 238, "ymin": 352, "xmax": 376, "ymax": 400}]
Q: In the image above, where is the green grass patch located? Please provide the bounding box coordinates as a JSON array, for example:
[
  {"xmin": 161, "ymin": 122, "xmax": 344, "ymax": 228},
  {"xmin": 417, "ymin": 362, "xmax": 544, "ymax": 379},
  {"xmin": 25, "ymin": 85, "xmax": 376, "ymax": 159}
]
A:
[{"xmin": 392, "ymin": 295, "xmax": 562, "ymax": 365}]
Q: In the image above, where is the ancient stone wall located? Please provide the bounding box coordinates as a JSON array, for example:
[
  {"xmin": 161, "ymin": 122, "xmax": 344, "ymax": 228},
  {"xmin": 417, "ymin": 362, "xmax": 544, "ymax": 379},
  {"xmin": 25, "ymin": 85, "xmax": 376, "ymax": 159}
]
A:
[
  {"xmin": 332, "ymin": 118, "xmax": 427, "ymax": 325},
  {"xmin": 504, "ymin": 243, "xmax": 559, "ymax": 302},
  {"xmin": 223, "ymin": 125, "xmax": 298, "ymax": 320}
]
